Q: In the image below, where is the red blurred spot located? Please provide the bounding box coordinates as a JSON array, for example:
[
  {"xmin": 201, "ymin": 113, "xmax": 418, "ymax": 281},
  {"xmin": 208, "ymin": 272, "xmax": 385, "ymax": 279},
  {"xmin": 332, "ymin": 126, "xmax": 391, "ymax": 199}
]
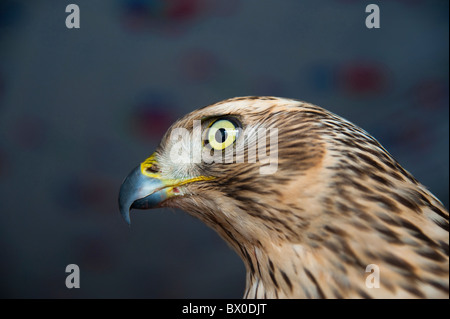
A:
[
  {"xmin": 167, "ymin": 0, "xmax": 200, "ymax": 20},
  {"xmin": 132, "ymin": 107, "xmax": 174, "ymax": 140},
  {"xmin": 339, "ymin": 63, "xmax": 388, "ymax": 95},
  {"xmin": 121, "ymin": 0, "xmax": 207, "ymax": 34}
]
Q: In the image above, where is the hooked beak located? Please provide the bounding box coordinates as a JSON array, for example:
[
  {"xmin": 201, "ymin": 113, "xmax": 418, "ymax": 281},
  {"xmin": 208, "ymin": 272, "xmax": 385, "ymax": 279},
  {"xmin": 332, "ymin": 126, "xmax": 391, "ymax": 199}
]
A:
[
  {"xmin": 118, "ymin": 165, "xmax": 169, "ymax": 225},
  {"xmin": 119, "ymin": 153, "xmax": 215, "ymax": 225}
]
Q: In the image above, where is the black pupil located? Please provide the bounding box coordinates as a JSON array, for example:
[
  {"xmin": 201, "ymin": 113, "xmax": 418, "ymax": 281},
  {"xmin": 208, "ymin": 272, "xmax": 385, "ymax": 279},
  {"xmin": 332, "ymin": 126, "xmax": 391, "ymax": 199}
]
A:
[{"xmin": 215, "ymin": 128, "xmax": 227, "ymax": 143}]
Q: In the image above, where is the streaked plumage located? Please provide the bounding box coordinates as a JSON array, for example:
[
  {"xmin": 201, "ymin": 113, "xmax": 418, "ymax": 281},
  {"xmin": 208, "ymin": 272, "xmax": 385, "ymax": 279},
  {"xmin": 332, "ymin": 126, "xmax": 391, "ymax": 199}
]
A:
[{"xmin": 119, "ymin": 96, "xmax": 449, "ymax": 298}]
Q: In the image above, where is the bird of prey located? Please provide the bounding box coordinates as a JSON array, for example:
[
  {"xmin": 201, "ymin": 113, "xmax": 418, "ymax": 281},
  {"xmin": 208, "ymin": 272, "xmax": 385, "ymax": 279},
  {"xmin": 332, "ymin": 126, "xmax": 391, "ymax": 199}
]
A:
[{"xmin": 119, "ymin": 96, "xmax": 449, "ymax": 298}]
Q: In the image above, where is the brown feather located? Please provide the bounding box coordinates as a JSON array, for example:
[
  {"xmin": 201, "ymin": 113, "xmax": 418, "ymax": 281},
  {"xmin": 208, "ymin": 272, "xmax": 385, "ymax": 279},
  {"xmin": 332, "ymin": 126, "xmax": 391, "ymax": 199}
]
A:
[{"xmin": 152, "ymin": 96, "xmax": 449, "ymax": 298}]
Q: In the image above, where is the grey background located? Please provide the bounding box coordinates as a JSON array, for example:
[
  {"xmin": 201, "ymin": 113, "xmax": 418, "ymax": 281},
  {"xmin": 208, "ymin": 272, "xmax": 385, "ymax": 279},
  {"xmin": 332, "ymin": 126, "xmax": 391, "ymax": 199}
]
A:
[{"xmin": 0, "ymin": 0, "xmax": 448, "ymax": 298}]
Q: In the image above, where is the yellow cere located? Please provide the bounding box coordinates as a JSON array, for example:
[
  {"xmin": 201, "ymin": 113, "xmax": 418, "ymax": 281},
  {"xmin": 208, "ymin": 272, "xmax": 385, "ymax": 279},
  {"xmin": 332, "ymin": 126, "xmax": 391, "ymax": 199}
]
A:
[
  {"xmin": 140, "ymin": 153, "xmax": 215, "ymax": 190},
  {"xmin": 140, "ymin": 153, "xmax": 158, "ymax": 178},
  {"xmin": 207, "ymin": 119, "xmax": 239, "ymax": 150}
]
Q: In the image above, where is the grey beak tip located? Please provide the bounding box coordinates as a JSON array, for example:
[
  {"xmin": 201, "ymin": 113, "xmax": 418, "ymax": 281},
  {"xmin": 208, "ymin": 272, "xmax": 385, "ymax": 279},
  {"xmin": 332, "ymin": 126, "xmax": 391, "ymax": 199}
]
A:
[
  {"xmin": 119, "ymin": 201, "xmax": 132, "ymax": 225},
  {"xmin": 123, "ymin": 211, "xmax": 131, "ymax": 225}
]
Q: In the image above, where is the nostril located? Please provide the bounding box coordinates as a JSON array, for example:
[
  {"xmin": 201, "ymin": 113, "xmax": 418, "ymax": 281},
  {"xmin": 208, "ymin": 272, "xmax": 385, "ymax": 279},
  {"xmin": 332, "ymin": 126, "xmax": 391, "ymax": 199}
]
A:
[{"xmin": 145, "ymin": 164, "xmax": 160, "ymax": 174}]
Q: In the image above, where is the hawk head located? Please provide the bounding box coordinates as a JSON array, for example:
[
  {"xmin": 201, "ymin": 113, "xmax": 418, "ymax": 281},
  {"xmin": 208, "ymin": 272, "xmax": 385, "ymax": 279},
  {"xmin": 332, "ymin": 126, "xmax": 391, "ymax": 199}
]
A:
[{"xmin": 119, "ymin": 96, "xmax": 449, "ymax": 298}]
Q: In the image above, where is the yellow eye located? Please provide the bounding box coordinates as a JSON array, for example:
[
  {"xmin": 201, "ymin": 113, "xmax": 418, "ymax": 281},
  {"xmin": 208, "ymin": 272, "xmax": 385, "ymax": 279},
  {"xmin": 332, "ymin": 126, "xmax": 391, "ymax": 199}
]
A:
[{"xmin": 206, "ymin": 119, "xmax": 240, "ymax": 150}]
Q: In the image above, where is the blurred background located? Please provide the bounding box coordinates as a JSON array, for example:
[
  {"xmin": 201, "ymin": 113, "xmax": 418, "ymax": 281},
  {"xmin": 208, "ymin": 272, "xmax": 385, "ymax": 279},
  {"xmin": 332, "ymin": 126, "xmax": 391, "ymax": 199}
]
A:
[{"xmin": 0, "ymin": 0, "xmax": 448, "ymax": 298}]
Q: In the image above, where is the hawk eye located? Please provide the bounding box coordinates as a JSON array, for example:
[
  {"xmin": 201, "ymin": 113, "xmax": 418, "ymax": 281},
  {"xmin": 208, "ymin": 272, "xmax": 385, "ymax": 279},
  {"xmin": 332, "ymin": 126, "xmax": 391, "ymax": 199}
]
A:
[{"xmin": 206, "ymin": 118, "xmax": 240, "ymax": 150}]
